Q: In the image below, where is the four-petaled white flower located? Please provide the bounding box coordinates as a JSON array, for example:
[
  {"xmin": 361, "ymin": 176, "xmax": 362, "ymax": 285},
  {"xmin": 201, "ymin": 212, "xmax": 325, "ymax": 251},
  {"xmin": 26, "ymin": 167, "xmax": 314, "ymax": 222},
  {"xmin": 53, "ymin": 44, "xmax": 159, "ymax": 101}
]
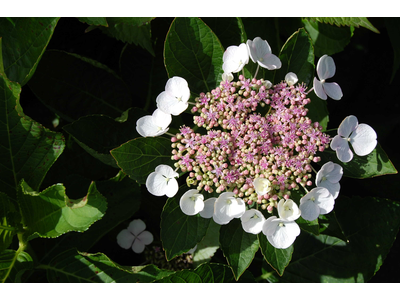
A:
[
  {"xmin": 156, "ymin": 76, "xmax": 190, "ymax": 116},
  {"xmin": 222, "ymin": 43, "xmax": 249, "ymax": 74},
  {"xmin": 330, "ymin": 115, "xmax": 377, "ymax": 163},
  {"xmin": 146, "ymin": 165, "xmax": 179, "ymax": 197},
  {"xmin": 262, "ymin": 198, "xmax": 301, "ymax": 249},
  {"xmin": 285, "ymin": 72, "xmax": 298, "ymax": 86},
  {"xmin": 253, "ymin": 177, "xmax": 271, "ymax": 196},
  {"xmin": 246, "ymin": 37, "xmax": 281, "ymax": 70},
  {"xmin": 313, "ymin": 54, "xmax": 343, "ymax": 100},
  {"xmin": 240, "ymin": 209, "xmax": 266, "ymax": 234},
  {"xmin": 316, "ymin": 161, "xmax": 343, "ymax": 199},
  {"xmin": 117, "ymin": 219, "xmax": 154, "ymax": 254},
  {"xmin": 180, "ymin": 189, "xmax": 205, "ymax": 216},
  {"xmin": 299, "ymin": 187, "xmax": 334, "ymax": 221},
  {"xmin": 213, "ymin": 192, "xmax": 246, "ymax": 225},
  {"xmin": 136, "ymin": 108, "xmax": 172, "ymax": 137}
]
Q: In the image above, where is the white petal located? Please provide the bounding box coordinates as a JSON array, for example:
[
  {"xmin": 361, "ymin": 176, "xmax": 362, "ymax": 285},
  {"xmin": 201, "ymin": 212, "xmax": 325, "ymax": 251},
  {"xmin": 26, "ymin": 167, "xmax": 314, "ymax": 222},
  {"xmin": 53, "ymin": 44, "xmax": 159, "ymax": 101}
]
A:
[
  {"xmin": 222, "ymin": 72, "xmax": 234, "ymax": 82},
  {"xmin": 146, "ymin": 172, "xmax": 168, "ymax": 196},
  {"xmin": 299, "ymin": 200, "xmax": 320, "ymax": 221},
  {"xmin": 241, "ymin": 209, "xmax": 265, "ymax": 234},
  {"xmin": 314, "ymin": 187, "xmax": 335, "ymax": 215},
  {"xmin": 253, "ymin": 177, "xmax": 271, "ymax": 196},
  {"xmin": 199, "ymin": 197, "xmax": 217, "ymax": 218},
  {"xmin": 156, "ymin": 91, "xmax": 189, "ymax": 116},
  {"xmin": 316, "ymin": 55, "xmax": 336, "ymax": 80},
  {"xmin": 285, "ymin": 72, "xmax": 298, "ymax": 86},
  {"xmin": 277, "ymin": 199, "xmax": 301, "ymax": 221},
  {"xmin": 127, "ymin": 219, "xmax": 146, "ymax": 236},
  {"xmin": 262, "ymin": 216, "xmax": 278, "ymax": 236},
  {"xmin": 258, "ymin": 53, "xmax": 282, "ymax": 70},
  {"xmin": 350, "ymin": 123, "xmax": 377, "ymax": 156},
  {"xmin": 213, "ymin": 212, "xmax": 232, "ymax": 225},
  {"xmin": 131, "ymin": 239, "xmax": 145, "ymax": 253},
  {"xmin": 137, "ymin": 231, "xmax": 154, "ymax": 245},
  {"xmin": 323, "ymin": 82, "xmax": 343, "ymax": 100},
  {"xmin": 330, "ymin": 135, "xmax": 353, "ymax": 163},
  {"xmin": 338, "ymin": 115, "xmax": 358, "ymax": 138},
  {"xmin": 164, "ymin": 178, "xmax": 179, "ymax": 198},
  {"xmin": 317, "ymin": 180, "xmax": 340, "ymax": 200},
  {"xmin": 214, "ymin": 193, "xmax": 245, "ymax": 222},
  {"xmin": 155, "ymin": 165, "xmax": 179, "ymax": 179},
  {"xmin": 152, "ymin": 108, "xmax": 172, "ymax": 129},
  {"xmin": 180, "ymin": 189, "xmax": 205, "ymax": 216},
  {"xmin": 116, "ymin": 229, "xmax": 135, "ymax": 249},
  {"xmin": 165, "ymin": 76, "xmax": 190, "ymax": 103},
  {"xmin": 223, "ymin": 44, "xmax": 249, "ymax": 73},
  {"xmin": 313, "ymin": 77, "xmax": 327, "ymax": 100},
  {"xmin": 265, "ymin": 219, "xmax": 300, "ymax": 249},
  {"xmin": 136, "ymin": 115, "xmax": 162, "ymax": 137}
]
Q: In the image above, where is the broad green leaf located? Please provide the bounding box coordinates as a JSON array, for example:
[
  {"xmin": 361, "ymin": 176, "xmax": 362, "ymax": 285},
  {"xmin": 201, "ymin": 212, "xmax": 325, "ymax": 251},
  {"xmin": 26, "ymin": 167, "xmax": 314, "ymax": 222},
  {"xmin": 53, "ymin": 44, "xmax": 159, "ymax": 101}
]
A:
[
  {"xmin": 319, "ymin": 144, "xmax": 397, "ymax": 179},
  {"xmin": 307, "ymin": 17, "xmax": 379, "ymax": 34},
  {"xmin": 111, "ymin": 136, "xmax": 173, "ymax": 184},
  {"xmin": 161, "ymin": 189, "xmax": 211, "ymax": 261},
  {"xmin": 28, "ymin": 50, "xmax": 133, "ymax": 122},
  {"xmin": 164, "ymin": 17, "xmax": 224, "ymax": 96},
  {"xmin": 63, "ymin": 108, "xmax": 146, "ymax": 168},
  {"xmin": 0, "ymin": 71, "xmax": 65, "ymax": 200},
  {"xmin": 45, "ymin": 249, "xmax": 174, "ymax": 283},
  {"xmin": 275, "ymin": 28, "xmax": 315, "ymax": 87},
  {"xmin": 258, "ymin": 233, "xmax": 294, "ymax": 276},
  {"xmin": 219, "ymin": 218, "xmax": 259, "ymax": 280},
  {"xmin": 0, "ymin": 17, "xmax": 59, "ymax": 86},
  {"xmin": 0, "ymin": 192, "xmax": 19, "ymax": 252},
  {"xmin": 384, "ymin": 18, "xmax": 400, "ymax": 83},
  {"xmin": 0, "ymin": 250, "xmax": 33, "ymax": 283},
  {"xmin": 18, "ymin": 180, "xmax": 107, "ymax": 240},
  {"xmin": 77, "ymin": 17, "xmax": 108, "ymax": 27},
  {"xmin": 297, "ymin": 216, "xmax": 320, "ymax": 236},
  {"xmin": 193, "ymin": 220, "xmax": 220, "ymax": 267},
  {"xmin": 267, "ymin": 196, "xmax": 400, "ymax": 282},
  {"xmin": 303, "ymin": 18, "xmax": 354, "ymax": 57},
  {"xmin": 305, "ymin": 91, "xmax": 329, "ymax": 131},
  {"xmin": 100, "ymin": 17, "xmax": 155, "ymax": 55},
  {"xmin": 202, "ymin": 17, "xmax": 246, "ymax": 49}
]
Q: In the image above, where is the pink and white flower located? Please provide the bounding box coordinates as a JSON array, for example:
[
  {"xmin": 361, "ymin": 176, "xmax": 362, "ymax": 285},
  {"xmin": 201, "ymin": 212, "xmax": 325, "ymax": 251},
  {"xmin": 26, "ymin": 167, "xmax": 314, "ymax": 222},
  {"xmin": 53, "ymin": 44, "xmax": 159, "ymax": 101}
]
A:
[
  {"xmin": 313, "ymin": 55, "xmax": 343, "ymax": 100},
  {"xmin": 117, "ymin": 219, "xmax": 154, "ymax": 254}
]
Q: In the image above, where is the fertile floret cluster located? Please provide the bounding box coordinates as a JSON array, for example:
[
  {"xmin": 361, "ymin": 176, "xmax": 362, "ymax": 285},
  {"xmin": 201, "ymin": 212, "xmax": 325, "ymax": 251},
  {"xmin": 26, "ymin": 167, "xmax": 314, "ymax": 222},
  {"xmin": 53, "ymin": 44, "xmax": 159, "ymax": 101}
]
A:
[{"xmin": 171, "ymin": 75, "xmax": 330, "ymax": 211}]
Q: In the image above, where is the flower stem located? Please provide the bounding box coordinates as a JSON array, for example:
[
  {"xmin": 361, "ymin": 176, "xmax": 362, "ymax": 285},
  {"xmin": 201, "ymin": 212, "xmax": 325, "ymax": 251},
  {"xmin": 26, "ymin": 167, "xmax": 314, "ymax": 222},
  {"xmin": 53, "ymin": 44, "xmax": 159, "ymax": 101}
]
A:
[
  {"xmin": 2, "ymin": 232, "xmax": 28, "ymax": 283},
  {"xmin": 254, "ymin": 64, "xmax": 260, "ymax": 79},
  {"xmin": 306, "ymin": 87, "xmax": 314, "ymax": 94}
]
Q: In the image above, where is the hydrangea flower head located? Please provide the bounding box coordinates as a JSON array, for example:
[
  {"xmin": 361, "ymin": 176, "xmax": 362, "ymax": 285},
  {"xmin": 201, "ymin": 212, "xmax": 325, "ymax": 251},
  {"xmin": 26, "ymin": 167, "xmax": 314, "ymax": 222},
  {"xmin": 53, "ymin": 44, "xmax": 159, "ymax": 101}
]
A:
[
  {"xmin": 313, "ymin": 54, "xmax": 343, "ymax": 100},
  {"xmin": 156, "ymin": 76, "xmax": 190, "ymax": 116},
  {"xmin": 246, "ymin": 37, "xmax": 281, "ymax": 70},
  {"xmin": 146, "ymin": 165, "xmax": 179, "ymax": 197},
  {"xmin": 179, "ymin": 189, "xmax": 205, "ymax": 216},
  {"xmin": 299, "ymin": 187, "xmax": 334, "ymax": 221},
  {"xmin": 330, "ymin": 115, "xmax": 377, "ymax": 162},
  {"xmin": 222, "ymin": 43, "xmax": 249, "ymax": 74},
  {"xmin": 316, "ymin": 161, "xmax": 343, "ymax": 199},
  {"xmin": 117, "ymin": 219, "xmax": 154, "ymax": 253},
  {"xmin": 136, "ymin": 108, "xmax": 171, "ymax": 137}
]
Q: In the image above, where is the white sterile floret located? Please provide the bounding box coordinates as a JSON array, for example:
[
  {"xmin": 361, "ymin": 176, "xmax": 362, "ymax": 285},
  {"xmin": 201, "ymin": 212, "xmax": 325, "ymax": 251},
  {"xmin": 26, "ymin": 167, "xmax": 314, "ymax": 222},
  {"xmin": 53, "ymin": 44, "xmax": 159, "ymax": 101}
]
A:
[
  {"xmin": 277, "ymin": 199, "xmax": 301, "ymax": 221},
  {"xmin": 146, "ymin": 165, "xmax": 179, "ymax": 197},
  {"xmin": 156, "ymin": 76, "xmax": 190, "ymax": 116},
  {"xmin": 213, "ymin": 192, "xmax": 246, "ymax": 225},
  {"xmin": 299, "ymin": 187, "xmax": 334, "ymax": 221},
  {"xmin": 117, "ymin": 219, "xmax": 154, "ymax": 253},
  {"xmin": 136, "ymin": 108, "xmax": 172, "ymax": 137},
  {"xmin": 262, "ymin": 216, "xmax": 300, "ymax": 249},
  {"xmin": 246, "ymin": 37, "xmax": 282, "ymax": 70},
  {"xmin": 313, "ymin": 54, "xmax": 343, "ymax": 100},
  {"xmin": 222, "ymin": 72, "xmax": 234, "ymax": 82},
  {"xmin": 179, "ymin": 189, "xmax": 205, "ymax": 216},
  {"xmin": 199, "ymin": 197, "xmax": 217, "ymax": 218},
  {"xmin": 330, "ymin": 115, "xmax": 377, "ymax": 163},
  {"xmin": 316, "ymin": 161, "xmax": 343, "ymax": 199},
  {"xmin": 253, "ymin": 177, "xmax": 271, "ymax": 196},
  {"xmin": 240, "ymin": 209, "xmax": 266, "ymax": 234},
  {"xmin": 285, "ymin": 72, "xmax": 298, "ymax": 86},
  {"xmin": 222, "ymin": 43, "xmax": 249, "ymax": 74}
]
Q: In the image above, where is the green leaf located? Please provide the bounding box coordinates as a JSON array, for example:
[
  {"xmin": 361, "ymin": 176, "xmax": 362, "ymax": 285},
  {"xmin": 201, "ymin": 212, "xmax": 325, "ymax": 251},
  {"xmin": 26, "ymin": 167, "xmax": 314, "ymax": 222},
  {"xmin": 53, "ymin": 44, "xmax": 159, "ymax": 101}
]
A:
[
  {"xmin": 160, "ymin": 190, "xmax": 211, "ymax": 261},
  {"xmin": 100, "ymin": 17, "xmax": 155, "ymax": 56},
  {"xmin": 0, "ymin": 250, "xmax": 33, "ymax": 283},
  {"xmin": 307, "ymin": 17, "xmax": 379, "ymax": 34},
  {"xmin": 0, "ymin": 192, "xmax": 19, "ymax": 252},
  {"xmin": 193, "ymin": 220, "xmax": 220, "ymax": 268},
  {"xmin": 384, "ymin": 18, "xmax": 400, "ymax": 83},
  {"xmin": 77, "ymin": 17, "xmax": 108, "ymax": 27},
  {"xmin": 28, "ymin": 50, "xmax": 133, "ymax": 122},
  {"xmin": 0, "ymin": 17, "xmax": 60, "ymax": 85},
  {"xmin": 306, "ymin": 91, "xmax": 329, "ymax": 131},
  {"xmin": 0, "ymin": 71, "xmax": 65, "ymax": 200},
  {"xmin": 319, "ymin": 144, "xmax": 398, "ymax": 179},
  {"xmin": 111, "ymin": 136, "xmax": 173, "ymax": 184},
  {"xmin": 219, "ymin": 218, "xmax": 259, "ymax": 280},
  {"xmin": 303, "ymin": 18, "xmax": 353, "ymax": 57},
  {"xmin": 202, "ymin": 17, "xmax": 246, "ymax": 49},
  {"xmin": 275, "ymin": 28, "xmax": 315, "ymax": 87},
  {"xmin": 164, "ymin": 17, "xmax": 224, "ymax": 96},
  {"xmin": 44, "ymin": 249, "xmax": 174, "ymax": 283},
  {"xmin": 18, "ymin": 180, "xmax": 107, "ymax": 240},
  {"xmin": 63, "ymin": 108, "xmax": 146, "ymax": 168},
  {"xmin": 258, "ymin": 233, "xmax": 294, "ymax": 276},
  {"xmin": 267, "ymin": 196, "xmax": 400, "ymax": 282}
]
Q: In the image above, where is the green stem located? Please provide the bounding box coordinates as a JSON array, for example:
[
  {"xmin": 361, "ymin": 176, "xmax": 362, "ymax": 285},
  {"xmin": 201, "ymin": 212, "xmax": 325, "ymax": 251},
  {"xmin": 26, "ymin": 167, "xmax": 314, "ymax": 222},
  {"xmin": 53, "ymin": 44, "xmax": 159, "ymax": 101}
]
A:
[{"xmin": 2, "ymin": 232, "xmax": 28, "ymax": 283}]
